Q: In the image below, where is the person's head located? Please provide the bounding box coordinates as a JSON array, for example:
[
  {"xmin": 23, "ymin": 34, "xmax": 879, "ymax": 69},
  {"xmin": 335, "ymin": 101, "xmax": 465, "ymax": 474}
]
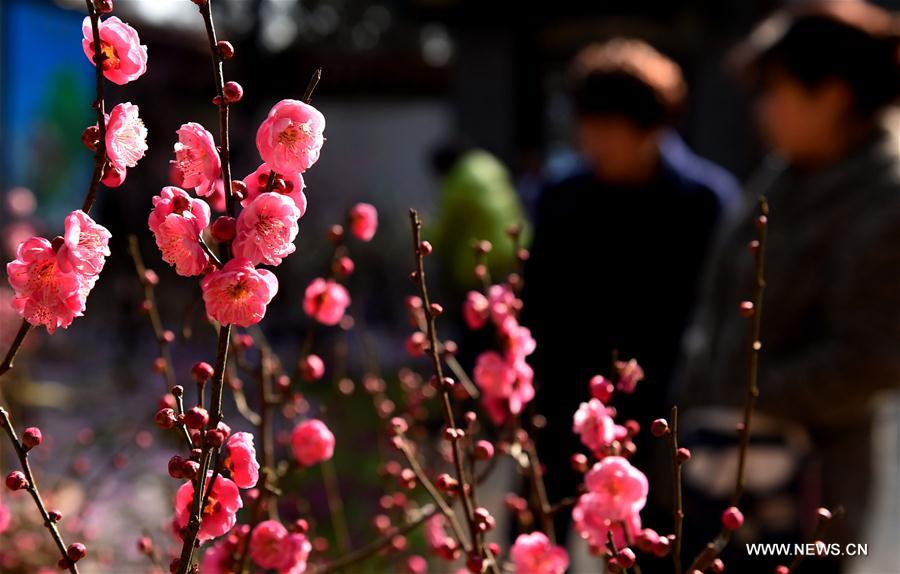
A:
[
  {"xmin": 738, "ymin": 1, "xmax": 900, "ymax": 167},
  {"xmin": 570, "ymin": 39, "xmax": 686, "ymax": 184}
]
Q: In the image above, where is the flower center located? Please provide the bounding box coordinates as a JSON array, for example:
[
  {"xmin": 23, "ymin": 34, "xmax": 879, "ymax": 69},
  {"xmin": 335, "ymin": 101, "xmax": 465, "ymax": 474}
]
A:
[
  {"xmin": 277, "ymin": 123, "xmax": 313, "ymax": 151},
  {"xmin": 100, "ymin": 41, "xmax": 120, "ymax": 70},
  {"xmin": 112, "ymin": 115, "xmax": 147, "ymax": 168}
]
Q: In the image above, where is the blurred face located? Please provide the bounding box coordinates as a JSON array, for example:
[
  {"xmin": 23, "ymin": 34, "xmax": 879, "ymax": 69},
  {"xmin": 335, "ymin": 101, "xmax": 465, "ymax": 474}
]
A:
[
  {"xmin": 577, "ymin": 115, "xmax": 661, "ymax": 185},
  {"xmin": 756, "ymin": 70, "xmax": 854, "ymax": 166}
]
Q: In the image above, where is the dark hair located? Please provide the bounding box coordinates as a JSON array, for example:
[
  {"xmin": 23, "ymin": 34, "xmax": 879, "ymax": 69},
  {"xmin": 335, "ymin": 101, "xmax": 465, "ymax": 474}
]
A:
[
  {"xmin": 569, "ymin": 39, "xmax": 686, "ymax": 128},
  {"xmin": 737, "ymin": 1, "xmax": 900, "ymax": 117}
]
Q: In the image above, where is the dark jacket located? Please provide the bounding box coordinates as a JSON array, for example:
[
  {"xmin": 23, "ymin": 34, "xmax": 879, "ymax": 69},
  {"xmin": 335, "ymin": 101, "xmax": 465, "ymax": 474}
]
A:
[
  {"xmin": 676, "ymin": 129, "xmax": 900, "ymax": 548},
  {"xmin": 523, "ymin": 133, "xmax": 739, "ymax": 535}
]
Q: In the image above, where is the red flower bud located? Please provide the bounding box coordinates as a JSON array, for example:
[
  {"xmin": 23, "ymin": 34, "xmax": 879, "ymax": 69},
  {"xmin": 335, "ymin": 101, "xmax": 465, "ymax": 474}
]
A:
[
  {"xmin": 223, "ymin": 81, "xmax": 243, "ymax": 104},
  {"xmin": 332, "ymin": 256, "xmax": 355, "ymax": 277},
  {"xmin": 721, "ymin": 506, "xmax": 744, "ymax": 530},
  {"xmin": 650, "ymin": 418, "xmax": 669, "ymax": 437},
  {"xmin": 81, "ymin": 125, "xmax": 101, "ymax": 151},
  {"xmin": 101, "ymin": 163, "xmax": 126, "ymax": 188},
  {"xmin": 299, "ymin": 354, "xmax": 325, "ymax": 382},
  {"xmin": 473, "ymin": 440, "xmax": 494, "ymax": 461},
  {"xmin": 418, "ymin": 241, "xmax": 433, "ymax": 255},
  {"xmin": 570, "ymin": 453, "xmax": 589, "ymax": 473},
  {"xmin": 66, "ymin": 543, "xmax": 87, "ymax": 563},
  {"xmin": 167, "ymin": 456, "xmax": 186, "ymax": 479},
  {"xmin": 155, "ymin": 408, "xmax": 177, "ymax": 430},
  {"xmin": 49, "ymin": 510, "xmax": 63, "ymax": 522},
  {"xmin": 183, "ymin": 407, "xmax": 209, "ymax": 430},
  {"xmin": 5, "ymin": 471, "xmax": 28, "ymax": 491},
  {"xmin": 217, "ymin": 40, "xmax": 235, "ymax": 60},
  {"xmin": 22, "ymin": 427, "xmax": 42, "ymax": 450},
  {"xmin": 192, "ymin": 362, "xmax": 214, "ymax": 382},
  {"xmin": 589, "ymin": 375, "xmax": 614, "ymax": 403},
  {"xmin": 676, "ymin": 447, "xmax": 692, "ymax": 463},
  {"xmin": 210, "ymin": 216, "xmax": 236, "ymax": 243}
]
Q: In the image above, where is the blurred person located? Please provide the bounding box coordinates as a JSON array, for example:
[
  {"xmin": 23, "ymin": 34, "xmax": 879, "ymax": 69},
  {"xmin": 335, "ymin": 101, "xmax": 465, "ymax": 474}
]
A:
[
  {"xmin": 522, "ymin": 38, "xmax": 740, "ymax": 546},
  {"xmin": 430, "ymin": 142, "xmax": 530, "ymax": 294},
  {"xmin": 676, "ymin": 2, "xmax": 900, "ymax": 572}
]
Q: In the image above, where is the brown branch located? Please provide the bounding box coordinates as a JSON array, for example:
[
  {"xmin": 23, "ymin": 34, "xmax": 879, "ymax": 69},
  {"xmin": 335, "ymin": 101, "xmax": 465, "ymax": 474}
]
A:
[
  {"xmin": 0, "ymin": 320, "xmax": 31, "ymax": 377},
  {"xmin": 408, "ymin": 209, "xmax": 500, "ymax": 573},
  {"xmin": 312, "ymin": 504, "xmax": 438, "ymax": 574},
  {"xmin": 689, "ymin": 196, "xmax": 769, "ymax": 572},
  {"xmin": 523, "ymin": 438, "xmax": 555, "ymax": 543},
  {"xmin": 321, "ymin": 457, "xmax": 352, "ymax": 554},
  {"xmin": 81, "ymin": 0, "xmax": 107, "ymax": 214},
  {"xmin": 667, "ymin": 406, "xmax": 684, "ymax": 574},
  {"xmin": 1, "ymin": 408, "xmax": 79, "ymax": 573}
]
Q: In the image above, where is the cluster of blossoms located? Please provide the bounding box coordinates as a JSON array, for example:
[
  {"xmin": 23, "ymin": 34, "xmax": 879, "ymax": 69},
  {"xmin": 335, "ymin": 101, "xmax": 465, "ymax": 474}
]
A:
[
  {"xmin": 465, "ymin": 280, "xmax": 537, "ymax": 425},
  {"xmin": 149, "ymin": 97, "xmax": 325, "ymax": 327},
  {"xmin": 6, "ymin": 10, "xmax": 148, "ymax": 333}
]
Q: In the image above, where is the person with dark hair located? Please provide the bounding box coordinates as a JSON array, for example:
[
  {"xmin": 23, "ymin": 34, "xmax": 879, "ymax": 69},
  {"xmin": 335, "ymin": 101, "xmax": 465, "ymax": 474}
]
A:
[
  {"xmin": 523, "ymin": 39, "xmax": 740, "ymax": 548},
  {"xmin": 676, "ymin": 2, "xmax": 900, "ymax": 572}
]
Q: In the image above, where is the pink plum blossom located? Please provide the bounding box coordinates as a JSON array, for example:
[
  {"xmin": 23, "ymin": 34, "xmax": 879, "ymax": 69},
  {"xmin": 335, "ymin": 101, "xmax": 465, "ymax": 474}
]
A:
[
  {"xmin": 148, "ymin": 187, "xmax": 211, "ymax": 277},
  {"xmin": 256, "ymin": 99, "xmax": 325, "ymax": 174},
  {"xmin": 7, "ymin": 237, "xmax": 86, "ymax": 333},
  {"xmin": 201, "ymin": 258, "xmax": 278, "ymax": 327},
  {"xmin": 56, "ymin": 210, "xmax": 111, "ymax": 278},
  {"xmin": 348, "ymin": 203, "xmax": 378, "ymax": 242},
  {"xmin": 242, "ymin": 163, "xmax": 307, "ymax": 213},
  {"xmin": 302, "ymin": 278, "xmax": 350, "ymax": 326},
  {"xmin": 174, "ymin": 474, "xmax": 242, "ymax": 542},
  {"xmin": 0, "ymin": 497, "xmax": 10, "ymax": 533},
  {"xmin": 250, "ymin": 521, "xmax": 311, "ymax": 574},
  {"xmin": 488, "ymin": 283, "xmax": 519, "ymax": 324},
  {"xmin": 572, "ymin": 493, "xmax": 641, "ymax": 552},
  {"xmin": 225, "ymin": 432, "xmax": 259, "ymax": 489},
  {"xmin": 510, "ymin": 532, "xmax": 569, "ymax": 574},
  {"xmin": 582, "ymin": 456, "xmax": 648, "ymax": 523},
  {"xmin": 463, "ymin": 291, "xmax": 489, "ymax": 330},
  {"xmin": 200, "ymin": 538, "xmax": 238, "ymax": 574},
  {"xmin": 573, "ymin": 399, "xmax": 617, "ymax": 456},
  {"xmin": 105, "ymin": 102, "xmax": 147, "ymax": 173},
  {"xmin": 474, "ymin": 351, "xmax": 535, "ymax": 424},
  {"xmin": 499, "ymin": 316, "xmax": 536, "ymax": 363},
  {"xmin": 290, "ymin": 419, "xmax": 335, "ymax": 467},
  {"xmin": 81, "ymin": 16, "xmax": 147, "ymax": 85},
  {"xmin": 172, "ymin": 122, "xmax": 221, "ymax": 197},
  {"xmin": 232, "ymin": 192, "xmax": 301, "ymax": 267},
  {"xmin": 614, "ymin": 359, "xmax": 645, "ymax": 394}
]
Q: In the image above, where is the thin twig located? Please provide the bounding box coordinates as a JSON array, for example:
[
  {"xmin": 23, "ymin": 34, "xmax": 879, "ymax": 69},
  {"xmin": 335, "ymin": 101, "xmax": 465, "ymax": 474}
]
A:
[
  {"xmin": 312, "ymin": 504, "xmax": 438, "ymax": 574},
  {"xmin": 0, "ymin": 320, "xmax": 31, "ymax": 377},
  {"xmin": 81, "ymin": 0, "xmax": 107, "ymax": 214},
  {"xmin": 688, "ymin": 197, "xmax": 769, "ymax": 572},
  {"xmin": 667, "ymin": 406, "xmax": 684, "ymax": 574},
  {"xmin": 0, "ymin": 407, "xmax": 79, "ymax": 574},
  {"xmin": 321, "ymin": 457, "xmax": 352, "ymax": 554}
]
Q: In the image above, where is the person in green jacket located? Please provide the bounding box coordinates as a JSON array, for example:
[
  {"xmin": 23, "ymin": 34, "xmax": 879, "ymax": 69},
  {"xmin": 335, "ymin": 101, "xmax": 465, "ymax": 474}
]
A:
[{"xmin": 430, "ymin": 144, "xmax": 530, "ymax": 292}]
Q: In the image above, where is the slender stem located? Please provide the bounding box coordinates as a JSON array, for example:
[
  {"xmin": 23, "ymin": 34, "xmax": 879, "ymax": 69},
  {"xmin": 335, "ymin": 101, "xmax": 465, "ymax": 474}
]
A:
[
  {"xmin": 787, "ymin": 507, "xmax": 844, "ymax": 572},
  {"xmin": 0, "ymin": 408, "xmax": 79, "ymax": 573},
  {"xmin": 524, "ymin": 438, "xmax": 555, "ymax": 543},
  {"xmin": 606, "ymin": 530, "xmax": 630, "ymax": 574},
  {"xmin": 689, "ymin": 197, "xmax": 769, "ymax": 572},
  {"xmin": 82, "ymin": 0, "xmax": 107, "ymax": 214},
  {"xmin": 312, "ymin": 504, "xmax": 438, "ymax": 574},
  {"xmin": 321, "ymin": 457, "xmax": 352, "ymax": 554},
  {"xmin": 408, "ymin": 209, "xmax": 499, "ymax": 573},
  {"xmin": 667, "ymin": 406, "xmax": 684, "ymax": 574},
  {"xmin": 395, "ymin": 436, "xmax": 470, "ymax": 552},
  {"xmin": 0, "ymin": 320, "xmax": 31, "ymax": 377}
]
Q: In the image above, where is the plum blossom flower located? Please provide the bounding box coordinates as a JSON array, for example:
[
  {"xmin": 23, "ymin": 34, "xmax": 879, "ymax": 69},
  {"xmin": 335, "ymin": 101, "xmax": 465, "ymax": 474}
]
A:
[
  {"xmin": 249, "ymin": 520, "xmax": 312, "ymax": 573},
  {"xmin": 250, "ymin": 520, "xmax": 291, "ymax": 569},
  {"xmin": 7, "ymin": 237, "xmax": 86, "ymax": 333},
  {"xmin": 499, "ymin": 316, "xmax": 536, "ymax": 363},
  {"xmin": 105, "ymin": 103, "xmax": 148, "ymax": 173},
  {"xmin": 614, "ymin": 359, "xmax": 645, "ymax": 394},
  {"xmin": 148, "ymin": 187, "xmax": 210, "ymax": 276},
  {"xmin": 225, "ymin": 432, "xmax": 259, "ymax": 489},
  {"xmin": 474, "ymin": 351, "xmax": 535, "ymax": 425},
  {"xmin": 56, "ymin": 210, "xmax": 111, "ymax": 278},
  {"xmin": 175, "ymin": 473, "xmax": 242, "ymax": 542},
  {"xmin": 510, "ymin": 532, "xmax": 569, "ymax": 574},
  {"xmin": 572, "ymin": 493, "xmax": 641, "ymax": 552},
  {"xmin": 0, "ymin": 497, "xmax": 10, "ymax": 534},
  {"xmin": 173, "ymin": 123, "xmax": 221, "ymax": 197},
  {"xmin": 573, "ymin": 399, "xmax": 617, "ymax": 456},
  {"xmin": 201, "ymin": 538, "xmax": 238, "ymax": 574},
  {"xmin": 488, "ymin": 283, "xmax": 519, "ymax": 324},
  {"xmin": 256, "ymin": 99, "xmax": 325, "ymax": 174},
  {"xmin": 302, "ymin": 278, "xmax": 350, "ymax": 326},
  {"xmin": 232, "ymin": 193, "xmax": 301, "ymax": 267},
  {"xmin": 348, "ymin": 203, "xmax": 378, "ymax": 242},
  {"xmin": 201, "ymin": 258, "xmax": 278, "ymax": 327},
  {"xmin": 576, "ymin": 456, "xmax": 647, "ymax": 540},
  {"xmin": 81, "ymin": 16, "xmax": 147, "ymax": 85},
  {"xmin": 463, "ymin": 291, "xmax": 490, "ymax": 330},
  {"xmin": 242, "ymin": 163, "xmax": 307, "ymax": 213},
  {"xmin": 291, "ymin": 419, "xmax": 335, "ymax": 467},
  {"xmin": 425, "ymin": 514, "xmax": 459, "ymax": 560}
]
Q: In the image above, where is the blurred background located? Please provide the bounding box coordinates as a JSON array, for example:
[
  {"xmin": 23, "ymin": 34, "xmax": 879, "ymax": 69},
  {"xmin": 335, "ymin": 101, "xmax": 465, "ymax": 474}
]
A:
[{"xmin": 1, "ymin": 0, "xmax": 899, "ymax": 572}]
